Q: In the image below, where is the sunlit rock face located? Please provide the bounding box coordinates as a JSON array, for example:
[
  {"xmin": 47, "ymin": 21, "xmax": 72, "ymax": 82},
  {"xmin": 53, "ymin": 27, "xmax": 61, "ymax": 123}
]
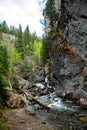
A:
[{"xmin": 44, "ymin": 0, "xmax": 87, "ymax": 97}]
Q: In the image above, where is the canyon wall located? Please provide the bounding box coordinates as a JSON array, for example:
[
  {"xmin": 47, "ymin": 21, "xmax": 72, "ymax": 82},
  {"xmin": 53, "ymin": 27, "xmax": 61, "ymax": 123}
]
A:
[{"xmin": 44, "ymin": 0, "xmax": 87, "ymax": 97}]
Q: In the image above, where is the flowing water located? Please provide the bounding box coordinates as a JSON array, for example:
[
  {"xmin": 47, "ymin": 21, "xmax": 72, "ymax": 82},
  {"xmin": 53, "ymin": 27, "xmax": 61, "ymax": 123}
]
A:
[
  {"xmin": 35, "ymin": 78, "xmax": 87, "ymax": 130},
  {"xmin": 38, "ymin": 92, "xmax": 87, "ymax": 129}
]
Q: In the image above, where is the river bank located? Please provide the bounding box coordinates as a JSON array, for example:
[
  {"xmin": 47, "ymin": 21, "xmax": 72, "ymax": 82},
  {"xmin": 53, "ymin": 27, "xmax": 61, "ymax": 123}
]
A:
[{"xmin": 5, "ymin": 106, "xmax": 87, "ymax": 130}]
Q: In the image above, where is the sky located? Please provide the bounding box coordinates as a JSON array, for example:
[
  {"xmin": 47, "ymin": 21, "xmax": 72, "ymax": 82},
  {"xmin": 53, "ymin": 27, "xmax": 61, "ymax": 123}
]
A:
[{"xmin": 0, "ymin": 0, "xmax": 45, "ymax": 36}]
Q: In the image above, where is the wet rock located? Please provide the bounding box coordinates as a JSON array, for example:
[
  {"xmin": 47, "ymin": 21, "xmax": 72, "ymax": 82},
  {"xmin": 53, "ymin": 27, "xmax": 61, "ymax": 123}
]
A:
[
  {"xmin": 64, "ymin": 92, "xmax": 73, "ymax": 100},
  {"xmin": 80, "ymin": 98, "xmax": 87, "ymax": 109},
  {"xmin": 40, "ymin": 87, "xmax": 48, "ymax": 95},
  {"xmin": 56, "ymin": 91, "xmax": 65, "ymax": 98},
  {"xmin": 35, "ymin": 75, "xmax": 45, "ymax": 82},
  {"xmin": 34, "ymin": 104, "xmax": 40, "ymax": 110},
  {"xmin": 7, "ymin": 92, "xmax": 25, "ymax": 108},
  {"xmin": 25, "ymin": 105, "xmax": 35, "ymax": 115},
  {"xmin": 36, "ymin": 83, "xmax": 45, "ymax": 90},
  {"xmin": 37, "ymin": 68, "xmax": 45, "ymax": 77}
]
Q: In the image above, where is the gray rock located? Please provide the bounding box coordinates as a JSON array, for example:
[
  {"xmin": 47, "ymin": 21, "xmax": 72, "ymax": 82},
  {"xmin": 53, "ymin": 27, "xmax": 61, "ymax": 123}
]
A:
[
  {"xmin": 72, "ymin": 88, "xmax": 87, "ymax": 100},
  {"xmin": 44, "ymin": 0, "xmax": 87, "ymax": 100},
  {"xmin": 25, "ymin": 105, "xmax": 35, "ymax": 115},
  {"xmin": 34, "ymin": 104, "xmax": 40, "ymax": 110},
  {"xmin": 35, "ymin": 75, "xmax": 45, "ymax": 82}
]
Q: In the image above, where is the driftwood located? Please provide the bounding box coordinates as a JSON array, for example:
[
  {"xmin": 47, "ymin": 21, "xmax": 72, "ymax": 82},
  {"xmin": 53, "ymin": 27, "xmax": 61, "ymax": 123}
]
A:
[{"xmin": 22, "ymin": 90, "xmax": 49, "ymax": 108}]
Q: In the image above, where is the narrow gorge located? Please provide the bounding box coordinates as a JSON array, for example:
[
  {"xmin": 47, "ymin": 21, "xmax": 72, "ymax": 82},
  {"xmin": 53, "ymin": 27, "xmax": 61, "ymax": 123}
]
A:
[{"xmin": 0, "ymin": 0, "xmax": 87, "ymax": 130}]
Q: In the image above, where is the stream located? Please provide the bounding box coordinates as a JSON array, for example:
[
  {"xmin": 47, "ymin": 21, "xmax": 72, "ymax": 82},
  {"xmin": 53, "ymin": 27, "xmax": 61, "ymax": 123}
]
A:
[
  {"xmin": 32, "ymin": 82, "xmax": 87, "ymax": 130},
  {"xmin": 22, "ymin": 69, "xmax": 87, "ymax": 130}
]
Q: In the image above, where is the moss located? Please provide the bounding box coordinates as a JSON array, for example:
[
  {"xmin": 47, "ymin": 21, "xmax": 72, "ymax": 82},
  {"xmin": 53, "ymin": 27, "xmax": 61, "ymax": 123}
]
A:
[
  {"xmin": 58, "ymin": 43, "xmax": 73, "ymax": 55},
  {"xmin": 47, "ymin": 26, "xmax": 65, "ymax": 39},
  {"xmin": 52, "ymin": 32, "xmax": 65, "ymax": 40},
  {"xmin": 50, "ymin": 43, "xmax": 57, "ymax": 54},
  {"xmin": 46, "ymin": 59, "xmax": 51, "ymax": 67}
]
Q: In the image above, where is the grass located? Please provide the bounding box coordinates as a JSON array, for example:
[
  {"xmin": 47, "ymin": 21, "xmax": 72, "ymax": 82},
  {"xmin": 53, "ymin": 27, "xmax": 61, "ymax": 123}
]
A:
[
  {"xmin": 0, "ymin": 110, "xmax": 10, "ymax": 130},
  {"xmin": 0, "ymin": 118, "xmax": 8, "ymax": 130}
]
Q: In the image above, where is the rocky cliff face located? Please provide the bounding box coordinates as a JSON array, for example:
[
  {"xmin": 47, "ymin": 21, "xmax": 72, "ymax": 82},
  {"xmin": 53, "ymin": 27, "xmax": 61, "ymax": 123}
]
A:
[
  {"xmin": 44, "ymin": 0, "xmax": 87, "ymax": 98},
  {"xmin": 0, "ymin": 33, "xmax": 15, "ymax": 45}
]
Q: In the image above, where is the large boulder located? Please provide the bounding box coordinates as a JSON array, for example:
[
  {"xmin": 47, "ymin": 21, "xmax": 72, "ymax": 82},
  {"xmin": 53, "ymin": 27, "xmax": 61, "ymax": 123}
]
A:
[
  {"xmin": 82, "ymin": 67, "xmax": 87, "ymax": 77},
  {"xmin": 72, "ymin": 88, "xmax": 87, "ymax": 100},
  {"xmin": 7, "ymin": 92, "xmax": 25, "ymax": 108},
  {"xmin": 80, "ymin": 98, "xmax": 87, "ymax": 109}
]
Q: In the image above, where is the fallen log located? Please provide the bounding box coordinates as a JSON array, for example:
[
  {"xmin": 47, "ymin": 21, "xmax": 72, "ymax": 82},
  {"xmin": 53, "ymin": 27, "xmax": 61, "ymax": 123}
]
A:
[{"xmin": 22, "ymin": 90, "xmax": 49, "ymax": 108}]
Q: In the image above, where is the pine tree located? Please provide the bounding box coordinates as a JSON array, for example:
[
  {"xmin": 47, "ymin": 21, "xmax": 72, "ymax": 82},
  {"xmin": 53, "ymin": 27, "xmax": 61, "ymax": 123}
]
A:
[
  {"xmin": 24, "ymin": 25, "xmax": 30, "ymax": 45},
  {"xmin": 44, "ymin": 0, "xmax": 58, "ymax": 28},
  {"xmin": 9, "ymin": 25, "xmax": 17, "ymax": 36},
  {"xmin": 40, "ymin": 36, "xmax": 50, "ymax": 65},
  {"xmin": 0, "ymin": 45, "xmax": 9, "ymax": 74},
  {"xmin": 0, "ymin": 45, "xmax": 9, "ymax": 107},
  {"xmin": 23, "ymin": 25, "xmax": 31, "ymax": 54},
  {"xmin": 1, "ymin": 20, "xmax": 9, "ymax": 33},
  {"xmin": 15, "ymin": 24, "xmax": 24, "ymax": 57}
]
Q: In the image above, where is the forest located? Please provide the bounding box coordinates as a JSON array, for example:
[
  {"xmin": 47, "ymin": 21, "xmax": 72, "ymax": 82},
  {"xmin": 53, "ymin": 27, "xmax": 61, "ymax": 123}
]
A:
[
  {"xmin": 0, "ymin": 0, "xmax": 87, "ymax": 130},
  {"xmin": 0, "ymin": 19, "xmax": 51, "ymax": 130}
]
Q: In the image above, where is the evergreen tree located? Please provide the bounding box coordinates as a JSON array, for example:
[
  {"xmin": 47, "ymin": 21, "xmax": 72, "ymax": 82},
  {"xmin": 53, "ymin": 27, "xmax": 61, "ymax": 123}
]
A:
[
  {"xmin": 24, "ymin": 25, "xmax": 30, "ymax": 45},
  {"xmin": 15, "ymin": 24, "xmax": 24, "ymax": 57},
  {"xmin": 0, "ymin": 23, "xmax": 2, "ymax": 32},
  {"xmin": 44, "ymin": 0, "xmax": 58, "ymax": 28},
  {"xmin": 23, "ymin": 25, "xmax": 31, "ymax": 54},
  {"xmin": 1, "ymin": 20, "xmax": 9, "ymax": 33},
  {"xmin": 9, "ymin": 26, "xmax": 19, "ymax": 36},
  {"xmin": 0, "ymin": 45, "xmax": 9, "ymax": 74},
  {"xmin": 40, "ymin": 35, "xmax": 50, "ymax": 65},
  {"xmin": 0, "ymin": 45, "xmax": 9, "ymax": 107}
]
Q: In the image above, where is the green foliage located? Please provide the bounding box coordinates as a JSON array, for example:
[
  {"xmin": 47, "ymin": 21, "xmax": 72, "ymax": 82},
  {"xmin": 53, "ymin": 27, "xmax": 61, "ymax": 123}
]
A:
[
  {"xmin": 8, "ymin": 47, "xmax": 21, "ymax": 74},
  {"xmin": 0, "ymin": 75, "xmax": 9, "ymax": 108},
  {"xmin": 0, "ymin": 118, "xmax": 8, "ymax": 130},
  {"xmin": 44, "ymin": 0, "xmax": 58, "ymax": 27},
  {"xmin": 10, "ymin": 48, "xmax": 21, "ymax": 64},
  {"xmin": 23, "ymin": 25, "xmax": 31, "ymax": 55},
  {"xmin": 0, "ymin": 21, "xmax": 18, "ymax": 36},
  {"xmin": 20, "ymin": 62, "xmax": 32, "ymax": 73},
  {"xmin": 0, "ymin": 111, "xmax": 9, "ymax": 130},
  {"xmin": 40, "ymin": 36, "xmax": 50, "ymax": 65},
  {"xmin": 15, "ymin": 24, "xmax": 24, "ymax": 57},
  {"xmin": 20, "ymin": 60, "xmax": 34, "ymax": 81},
  {"xmin": 11, "ymin": 74, "xmax": 19, "ymax": 90},
  {"xmin": 1, "ymin": 76, "xmax": 9, "ymax": 87},
  {"xmin": 24, "ymin": 25, "xmax": 30, "ymax": 45},
  {"xmin": 9, "ymin": 25, "xmax": 19, "ymax": 36},
  {"xmin": 0, "ymin": 45, "xmax": 9, "ymax": 107},
  {"xmin": 0, "ymin": 45, "xmax": 9, "ymax": 75},
  {"xmin": 32, "ymin": 40, "xmax": 42, "ymax": 63},
  {"xmin": 0, "ymin": 21, "xmax": 9, "ymax": 33}
]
